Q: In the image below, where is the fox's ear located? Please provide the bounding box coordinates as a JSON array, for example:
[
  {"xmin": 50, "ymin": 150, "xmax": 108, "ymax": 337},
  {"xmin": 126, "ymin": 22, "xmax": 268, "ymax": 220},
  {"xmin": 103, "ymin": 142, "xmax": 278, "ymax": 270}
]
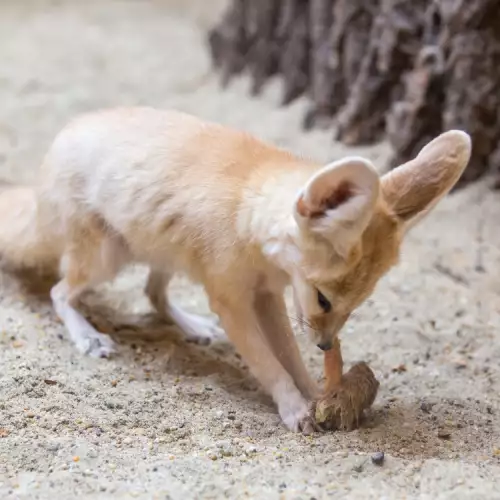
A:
[
  {"xmin": 294, "ymin": 157, "xmax": 380, "ymax": 257},
  {"xmin": 381, "ymin": 130, "xmax": 471, "ymax": 231}
]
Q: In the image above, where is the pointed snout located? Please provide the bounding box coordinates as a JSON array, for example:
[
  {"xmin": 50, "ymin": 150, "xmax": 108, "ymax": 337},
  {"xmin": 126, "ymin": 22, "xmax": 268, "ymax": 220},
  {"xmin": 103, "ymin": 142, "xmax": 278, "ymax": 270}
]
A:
[
  {"xmin": 317, "ymin": 340, "xmax": 333, "ymax": 351},
  {"xmin": 315, "ymin": 312, "xmax": 350, "ymax": 352}
]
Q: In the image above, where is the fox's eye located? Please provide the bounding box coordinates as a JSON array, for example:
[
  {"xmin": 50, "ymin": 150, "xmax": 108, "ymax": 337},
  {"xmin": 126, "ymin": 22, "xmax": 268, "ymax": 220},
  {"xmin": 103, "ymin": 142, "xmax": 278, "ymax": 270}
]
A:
[{"xmin": 317, "ymin": 290, "xmax": 331, "ymax": 313}]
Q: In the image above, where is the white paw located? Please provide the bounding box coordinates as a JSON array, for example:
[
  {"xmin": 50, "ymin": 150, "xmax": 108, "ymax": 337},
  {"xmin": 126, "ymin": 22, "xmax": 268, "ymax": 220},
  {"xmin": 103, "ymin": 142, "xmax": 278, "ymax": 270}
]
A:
[
  {"xmin": 171, "ymin": 309, "xmax": 224, "ymax": 346},
  {"xmin": 278, "ymin": 388, "xmax": 317, "ymax": 434},
  {"xmin": 76, "ymin": 330, "xmax": 116, "ymax": 358},
  {"xmin": 183, "ymin": 315, "xmax": 223, "ymax": 345}
]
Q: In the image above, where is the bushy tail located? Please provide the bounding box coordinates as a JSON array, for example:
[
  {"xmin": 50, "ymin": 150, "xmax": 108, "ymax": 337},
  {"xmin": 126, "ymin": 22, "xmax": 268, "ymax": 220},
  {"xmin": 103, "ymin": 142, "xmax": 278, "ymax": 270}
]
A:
[{"xmin": 0, "ymin": 182, "xmax": 61, "ymax": 274}]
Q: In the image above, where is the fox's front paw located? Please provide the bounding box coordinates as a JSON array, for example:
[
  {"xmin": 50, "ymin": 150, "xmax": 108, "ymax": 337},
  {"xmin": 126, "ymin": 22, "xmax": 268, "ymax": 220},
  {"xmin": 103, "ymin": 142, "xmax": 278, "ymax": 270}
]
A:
[
  {"xmin": 279, "ymin": 393, "xmax": 319, "ymax": 434},
  {"xmin": 298, "ymin": 411, "xmax": 320, "ymax": 435}
]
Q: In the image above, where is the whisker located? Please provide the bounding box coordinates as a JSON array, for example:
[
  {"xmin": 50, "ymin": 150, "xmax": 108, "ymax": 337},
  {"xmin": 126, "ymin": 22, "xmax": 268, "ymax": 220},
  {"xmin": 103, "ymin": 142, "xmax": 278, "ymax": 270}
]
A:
[{"xmin": 273, "ymin": 310, "xmax": 324, "ymax": 337}]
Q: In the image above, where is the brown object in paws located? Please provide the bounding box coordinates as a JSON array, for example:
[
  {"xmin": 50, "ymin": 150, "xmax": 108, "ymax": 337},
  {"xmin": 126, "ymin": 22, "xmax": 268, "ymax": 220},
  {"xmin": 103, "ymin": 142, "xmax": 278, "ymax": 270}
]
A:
[{"xmin": 314, "ymin": 355, "xmax": 379, "ymax": 431}]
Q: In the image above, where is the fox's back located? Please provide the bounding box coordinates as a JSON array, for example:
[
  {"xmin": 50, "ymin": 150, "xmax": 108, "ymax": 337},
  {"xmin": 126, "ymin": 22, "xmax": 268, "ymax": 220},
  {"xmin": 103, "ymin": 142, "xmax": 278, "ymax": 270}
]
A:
[{"xmin": 38, "ymin": 107, "xmax": 301, "ymax": 275}]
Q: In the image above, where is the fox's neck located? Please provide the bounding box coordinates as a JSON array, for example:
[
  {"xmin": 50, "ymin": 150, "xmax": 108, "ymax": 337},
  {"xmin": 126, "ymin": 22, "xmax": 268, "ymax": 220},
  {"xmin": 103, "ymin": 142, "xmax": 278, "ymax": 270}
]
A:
[{"xmin": 238, "ymin": 162, "xmax": 317, "ymax": 276}]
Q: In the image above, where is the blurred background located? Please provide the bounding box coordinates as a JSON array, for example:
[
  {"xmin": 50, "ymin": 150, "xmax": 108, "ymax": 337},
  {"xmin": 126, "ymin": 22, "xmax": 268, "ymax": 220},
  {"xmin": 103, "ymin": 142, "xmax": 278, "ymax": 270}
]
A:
[{"xmin": 0, "ymin": 1, "xmax": 499, "ymax": 498}]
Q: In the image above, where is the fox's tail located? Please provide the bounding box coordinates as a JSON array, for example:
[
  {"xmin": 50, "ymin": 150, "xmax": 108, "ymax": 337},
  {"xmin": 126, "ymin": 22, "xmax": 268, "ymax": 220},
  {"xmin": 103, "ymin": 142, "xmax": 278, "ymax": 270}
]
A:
[{"xmin": 0, "ymin": 182, "xmax": 61, "ymax": 274}]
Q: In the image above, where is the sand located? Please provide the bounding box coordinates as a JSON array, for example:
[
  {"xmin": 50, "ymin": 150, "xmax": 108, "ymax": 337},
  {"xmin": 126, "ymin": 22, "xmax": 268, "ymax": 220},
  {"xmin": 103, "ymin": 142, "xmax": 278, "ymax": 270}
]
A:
[{"xmin": 1, "ymin": 1, "xmax": 500, "ymax": 498}]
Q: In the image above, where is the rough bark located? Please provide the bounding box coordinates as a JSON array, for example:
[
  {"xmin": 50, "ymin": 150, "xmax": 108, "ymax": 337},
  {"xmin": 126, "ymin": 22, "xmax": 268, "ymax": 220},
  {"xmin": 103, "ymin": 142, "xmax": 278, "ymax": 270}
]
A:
[{"xmin": 208, "ymin": 0, "xmax": 500, "ymax": 187}]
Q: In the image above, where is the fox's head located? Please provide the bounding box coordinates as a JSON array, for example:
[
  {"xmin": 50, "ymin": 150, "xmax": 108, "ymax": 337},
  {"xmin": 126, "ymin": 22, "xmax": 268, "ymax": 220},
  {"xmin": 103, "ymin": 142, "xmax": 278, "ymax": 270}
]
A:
[{"xmin": 291, "ymin": 130, "xmax": 471, "ymax": 351}]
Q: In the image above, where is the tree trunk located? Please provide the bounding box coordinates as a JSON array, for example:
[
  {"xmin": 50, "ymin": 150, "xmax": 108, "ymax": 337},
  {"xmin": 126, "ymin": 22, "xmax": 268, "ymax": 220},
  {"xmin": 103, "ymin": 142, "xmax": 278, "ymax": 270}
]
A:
[{"xmin": 207, "ymin": 0, "xmax": 500, "ymax": 188}]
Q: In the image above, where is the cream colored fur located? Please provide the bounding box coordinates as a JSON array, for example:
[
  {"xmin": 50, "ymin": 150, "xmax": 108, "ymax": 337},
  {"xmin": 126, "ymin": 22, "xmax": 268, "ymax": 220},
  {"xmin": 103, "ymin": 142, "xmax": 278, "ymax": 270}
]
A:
[{"xmin": 0, "ymin": 107, "xmax": 471, "ymax": 432}]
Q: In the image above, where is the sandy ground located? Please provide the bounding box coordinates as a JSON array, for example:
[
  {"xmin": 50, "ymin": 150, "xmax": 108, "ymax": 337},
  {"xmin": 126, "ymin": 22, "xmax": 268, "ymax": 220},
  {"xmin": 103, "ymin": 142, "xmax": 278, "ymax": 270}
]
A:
[{"xmin": 1, "ymin": 1, "xmax": 500, "ymax": 498}]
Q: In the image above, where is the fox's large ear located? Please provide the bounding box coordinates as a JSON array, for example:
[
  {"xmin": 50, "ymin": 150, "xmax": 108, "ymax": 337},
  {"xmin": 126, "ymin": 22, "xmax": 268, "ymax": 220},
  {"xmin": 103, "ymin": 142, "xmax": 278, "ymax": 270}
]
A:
[
  {"xmin": 294, "ymin": 157, "xmax": 380, "ymax": 257},
  {"xmin": 381, "ymin": 130, "xmax": 471, "ymax": 231}
]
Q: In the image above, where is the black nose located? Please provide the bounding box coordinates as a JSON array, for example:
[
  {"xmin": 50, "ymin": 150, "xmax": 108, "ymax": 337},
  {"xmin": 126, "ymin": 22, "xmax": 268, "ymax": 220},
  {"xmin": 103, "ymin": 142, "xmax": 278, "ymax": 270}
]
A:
[{"xmin": 317, "ymin": 341, "xmax": 332, "ymax": 351}]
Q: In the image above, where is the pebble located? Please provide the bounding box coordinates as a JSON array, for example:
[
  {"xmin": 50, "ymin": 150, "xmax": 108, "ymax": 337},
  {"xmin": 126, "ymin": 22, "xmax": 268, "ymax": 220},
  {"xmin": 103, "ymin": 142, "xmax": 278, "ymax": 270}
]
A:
[
  {"xmin": 452, "ymin": 358, "xmax": 468, "ymax": 369},
  {"xmin": 352, "ymin": 463, "xmax": 364, "ymax": 473},
  {"xmin": 420, "ymin": 401, "xmax": 434, "ymax": 413},
  {"xmin": 437, "ymin": 429, "xmax": 451, "ymax": 440},
  {"xmin": 371, "ymin": 452, "xmax": 385, "ymax": 466},
  {"xmin": 392, "ymin": 364, "xmax": 407, "ymax": 373}
]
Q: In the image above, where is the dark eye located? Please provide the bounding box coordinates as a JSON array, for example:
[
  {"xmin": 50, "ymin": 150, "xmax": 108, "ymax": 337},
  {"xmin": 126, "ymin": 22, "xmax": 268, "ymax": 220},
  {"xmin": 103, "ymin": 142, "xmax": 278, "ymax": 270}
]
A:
[{"xmin": 317, "ymin": 290, "xmax": 331, "ymax": 313}]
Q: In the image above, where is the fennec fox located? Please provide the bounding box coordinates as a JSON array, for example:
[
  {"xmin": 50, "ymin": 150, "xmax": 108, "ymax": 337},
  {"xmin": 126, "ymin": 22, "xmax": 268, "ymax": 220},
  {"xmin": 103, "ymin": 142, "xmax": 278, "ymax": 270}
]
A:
[{"xmin": 0, "ymin": 108, "xmax": 471, "ymax": 432}]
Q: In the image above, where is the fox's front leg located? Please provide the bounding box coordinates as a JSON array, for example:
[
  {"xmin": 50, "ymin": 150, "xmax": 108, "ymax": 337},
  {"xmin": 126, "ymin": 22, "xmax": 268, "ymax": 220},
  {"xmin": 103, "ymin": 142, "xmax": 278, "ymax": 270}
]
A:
[
  {"xmin": 254, "ymin": 290, "xmax": 319, "ymax": 401},
  {"xmin": 211, "ymin": 293, "xmax": 316, "ymax": 433}
]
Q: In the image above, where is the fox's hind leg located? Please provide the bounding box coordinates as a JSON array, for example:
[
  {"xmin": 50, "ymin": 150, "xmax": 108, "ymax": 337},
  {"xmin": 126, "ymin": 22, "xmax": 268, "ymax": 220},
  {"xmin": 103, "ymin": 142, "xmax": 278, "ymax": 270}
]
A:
[
  {"xmin": 145, "ymin": 270, "xmax": 222, "ymax": 345},
  {"xmin": 51, "ymin": 219, "xmax": 129, "ymax": 357}
]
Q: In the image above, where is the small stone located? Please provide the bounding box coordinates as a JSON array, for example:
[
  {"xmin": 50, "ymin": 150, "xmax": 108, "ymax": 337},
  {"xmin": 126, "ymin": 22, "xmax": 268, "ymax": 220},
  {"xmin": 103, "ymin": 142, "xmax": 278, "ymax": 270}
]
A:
[
  {"xmin": 452, "ymin": 358, "xmax": 467, "ymax": 370},
  {"xmin": 26, "ymin": 412, "xmax": 35, "ymax": 418},
  {"xmin": 72, "ymin": 456, "xmax": 80, "ymax": 462},
  {"xmin": 392, "ymin": 364, "xmax": 407, "ymax": 373},
  {"xmin": 371, "ymin": 451, "xmax": 385, "ymax": 466},
  {"xmin": 437, "ymin": 429, "xmax": 451, "ymax": 440},
  {"xmin": 123, "ymin": 437, "xmax": 132, "ymax": 445},
  {"xmin": 44, "ymin": 379, "xmax": 57, "ymax": 386},
  {"xmin": 420, "ymin": 401, "xmax": 434, "ymax": 413},
  {"xmin": 352, "ymin": 463, "xmax": 364, "ymax": 473}
]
